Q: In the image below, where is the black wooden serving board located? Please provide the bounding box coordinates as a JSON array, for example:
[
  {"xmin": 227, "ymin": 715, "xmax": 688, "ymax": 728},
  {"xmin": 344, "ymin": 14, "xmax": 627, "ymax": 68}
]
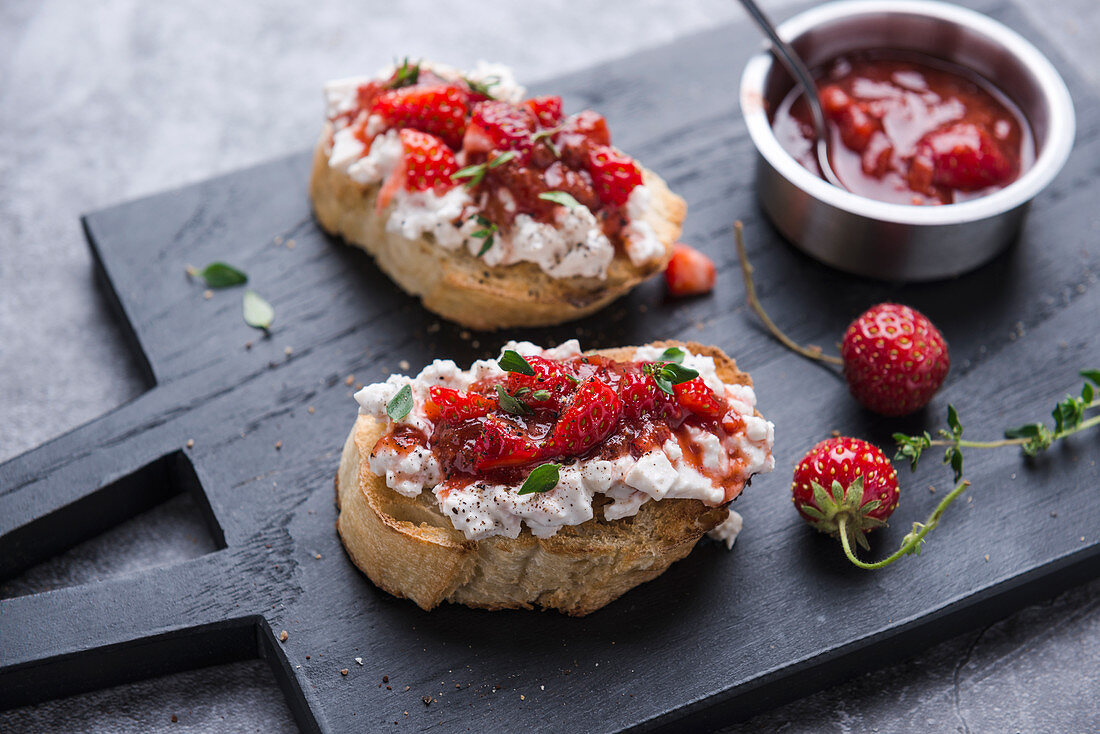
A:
[{"xmin": 2, "ymin": 0, "xmax": 1099, "ymax": 730}]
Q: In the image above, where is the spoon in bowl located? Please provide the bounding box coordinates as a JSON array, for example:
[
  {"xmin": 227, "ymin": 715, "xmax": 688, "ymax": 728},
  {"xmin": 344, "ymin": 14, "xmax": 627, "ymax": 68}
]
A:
[{"xmin": 735, "ymin": 0, "xmax": 846, "ymax": 189}]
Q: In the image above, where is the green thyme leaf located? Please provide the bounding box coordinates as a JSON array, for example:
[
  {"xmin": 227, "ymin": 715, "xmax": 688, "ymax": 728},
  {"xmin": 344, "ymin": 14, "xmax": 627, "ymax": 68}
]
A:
[
  {"xmin": 389, "ymin": 58, "xmax": 420, "ymax": 89},
  {"xmin": 469, "ymin": 216, "xmax": 499, "ymax": 257},
  {"xmin": 495, "ymin": 385, "xmax": 531, "ymax": 416},
  {"xmin": 488, "ymin": 150, "xmax": 517, "ymax": 168},
  {"xmin": 386, "ymin": 384, "xmax": 413, "ymax": 421},
  {"xmin": 662, "ymin": 362, "xmax": 699, "ymax": 384},
  {"xmin": 531, "ymin": 389, "xmax": 551, "ymax": 401},
  {"xmin": 499, "ymin": 349, "xmax": 535, "ymax": 376},
  {"xmin": 653, "ymin": 374, "xmax": 674, "ymax": 395},
  {"xmin": 946, "ymin": 404, "xmax": 962, "ymax": 437},
  {"xmin": 187, "ymin": 262, "xmax": 248, "ymax": 288},
  {"xmin": 538, "ymin": 191, "xmax": 582, "ymax": 209},
  {"xmin": 1004, "ymin": 423, "xmax": 1043, "ymax": 439},
  {"xmin": 464, "ymin": 74, "xmax": 500, "ymax": 98},
  {"xmin": 1081, "ymin": 369, "xmax": 1100, "ymax": 386},
  {"xmin": 1083, "ymin": 382, "xmax": 1094, "ymax": 404},
  {"xmin": 451, "ymin": 152, "xmax": 517, "ymax": 189},
  {"xmin": 660, "ymin": 346, "xmax": 686, "ymax": 364},
  {"xmin": 517, "ymin": 463, "xmax": 561, "ymax": 495},
  {"xmin": 948, "ymin": 448, "xmax": 964, "ymax": 482},
  {"xmin": 242, "ymin": 290, "xmax": 274, "ymax": 331}
]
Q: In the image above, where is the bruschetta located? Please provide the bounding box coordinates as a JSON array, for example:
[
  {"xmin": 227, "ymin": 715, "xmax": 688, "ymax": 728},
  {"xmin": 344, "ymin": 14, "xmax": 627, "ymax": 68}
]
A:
[
  {"xmin": 335, "ymin": 339, "xmax": 774, "ymax": 616},
  {"xmin": 310, "ymin": 60, "xmax": 686, "ymax": 330}
]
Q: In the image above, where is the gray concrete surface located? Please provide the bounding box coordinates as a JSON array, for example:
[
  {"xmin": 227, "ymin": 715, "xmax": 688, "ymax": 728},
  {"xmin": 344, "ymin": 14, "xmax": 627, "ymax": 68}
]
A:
[{"xmin": 2, "ymin": 0, "xmax": 1099, "ymax": 731}]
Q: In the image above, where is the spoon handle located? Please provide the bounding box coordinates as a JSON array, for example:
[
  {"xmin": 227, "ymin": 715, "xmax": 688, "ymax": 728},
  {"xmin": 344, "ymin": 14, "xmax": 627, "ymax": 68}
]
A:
[{"xmin": 736, "ymin": 0, "xmax": 845, "ymax": 188}]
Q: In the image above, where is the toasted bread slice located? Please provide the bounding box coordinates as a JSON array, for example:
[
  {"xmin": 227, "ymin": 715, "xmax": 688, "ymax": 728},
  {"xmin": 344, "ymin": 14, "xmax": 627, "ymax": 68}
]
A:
[
  {"xmin": 309, "ymin": 129, "xmax": 686, "ymax": 331},
  {"xmin": 335, "ymin": 341, "xmax": 754, "ymax": 616}
]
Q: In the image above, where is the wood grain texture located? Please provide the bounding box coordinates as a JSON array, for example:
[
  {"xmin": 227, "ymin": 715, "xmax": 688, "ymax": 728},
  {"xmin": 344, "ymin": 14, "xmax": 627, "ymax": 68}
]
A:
[{"xmin": 1, "ymin": 0, "xmax": 1098, "ymax": 731}]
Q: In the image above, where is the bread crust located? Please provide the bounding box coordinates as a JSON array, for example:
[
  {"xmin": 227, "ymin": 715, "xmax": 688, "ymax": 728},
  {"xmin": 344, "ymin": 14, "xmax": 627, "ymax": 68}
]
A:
[
  {"xmin": 309, "ymin": 127, "xmax": 686, "ymax": 330},
  {"xmin": 335, "ymin": 341, "xmax": 754, "ymax": 616}
]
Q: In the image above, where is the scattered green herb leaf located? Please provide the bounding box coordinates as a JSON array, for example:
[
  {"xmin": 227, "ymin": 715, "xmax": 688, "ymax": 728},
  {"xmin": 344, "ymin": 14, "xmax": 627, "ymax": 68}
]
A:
[
  {"xmin": 464, "ymin": 74, "xmax": 500, "ymax": 99},
  {"xmin": 499, "ymin": 349, "xmax": 535, "ymax": 376},
  {"xmin": 531, "ymin": 389, "xmax": 551, "ymax": 402},
  {"xmin": 451, "ymin": 151, "xmax": 518, "ymax": 188},
  {"xmin": 496, "ymin": 385, "xmax": 531, "ymax": 416},
  {"xmin": 470, "ymin": 214, "xmax": 498, "ymax": 257},
  {"xmin": 517, "ymin": 463, "xmax": 561, "ymax": 495},
  {"xmin": 388, "ymin": 58, "xmax": 420, "ymax": 89},
  {"xmin": 187, "ymin": 262, "xmax": 248, "ymax": 288},
  {"xmin": 242, "ymin": 290, "xmax": 274, "ymax": 331},
  {"xmin": 537, "ymin": 191, "xmax": 582, "ymax": 209},
  {"xmin": 386, "ymin": 384, "xmax": 414, "ymax": 421},
  {"xmin": 659, "ymin": 346, "xmax": 686, "ymax": 364},
  {"xmin": 643, "ymin": 360, "xmax": 699, "ymax": 395}
]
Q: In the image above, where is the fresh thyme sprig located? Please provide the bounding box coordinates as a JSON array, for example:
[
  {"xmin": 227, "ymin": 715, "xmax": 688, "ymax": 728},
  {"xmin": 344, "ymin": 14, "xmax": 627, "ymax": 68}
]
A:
[
  {"xmin": 451, "ymin": 151, "xmax": 518, "ymax": 188},
  {"xmin": 894, "ymin": 371, "xmax": 1100, "ymax": 480},
  {"xmin": 469, "ymin": 215, "xmax": 498, "ymax": 257},
  {"xmin": 464, "ymin": 74, "xmax": 500, "ymax": 99},
  {"xmin": 642, "ymin": 349, "xmax": 698, "ymax": 395},
  {"xmin": 388, "ymin": 58, "xmax": 420, "ymax": 89}
]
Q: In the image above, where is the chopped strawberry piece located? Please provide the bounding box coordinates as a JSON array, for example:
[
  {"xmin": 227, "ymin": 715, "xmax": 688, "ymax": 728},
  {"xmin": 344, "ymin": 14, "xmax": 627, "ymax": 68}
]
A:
[
  {"xmin": 463, "ymin": 100, "xmax": 536, "ymax": 156},
  {"xmin": 910, "ymin": 122, "xmax": 1014, "ymax": 191},
  {"xmin": 673, "ymin": 377, "xmax": 726, "ymax": 419},
  {"xmin": 664, "ymin": 243, "xmax": 716, "ymax": 297},
  {"xmin": 543, "ymin": 378, "xmax": 622, "ymax": 457},
  {"xmin": 472, "ymin": 416, "xmax": 541, "ymax": 472},
  {"xmin": 524, "ymin": 96, "xmax": 564, "ymax": 128},
  {"xmin": 505, "ymin": 355, "xmax": 577, "ymax": 411},
  {"xmin": 618, "ymin": 371, "xmax": 682, "ymax": 422},
  {"xmin": 560, "ymin": 110, "xmax": 610, "ymax": 146},
  {"xmin": 586, "ymin": 145, "xmax": 643, "ymax": 206},
  {"xmin": 371, "ymin": 84, "xmax": 470, "ymax": 149},
  {"xmin": 558, "ymin": 111, "xmax": 612, "ymax": 169},
  {"xmin": 398, "ymin": 129, "xmax": 459, "ymax": 192},
  {"xmin": 425, "ymin": 386, "xmax": 495, "ymax": 424},
  {"xmin": 820, "ymin": 84, "xmax": 877, "ymax": 152},
  {"xmin": 376, "ymin": 129, "xmax": 458, "ymax": 210}
]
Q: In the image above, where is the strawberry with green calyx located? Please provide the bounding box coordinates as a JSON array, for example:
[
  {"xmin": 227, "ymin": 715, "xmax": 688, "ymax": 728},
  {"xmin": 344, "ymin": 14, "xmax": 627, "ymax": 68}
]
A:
[
  {"xmin": 734, "ymin": 221, "xmax": 949, "ymax": 417},
  {"xmin": 793, "ymin": 436, "xmax": 971, "ymax": 569},
  {"xmin": 792, "ymin": 437, "xmax": 899, "ymax": 551}
]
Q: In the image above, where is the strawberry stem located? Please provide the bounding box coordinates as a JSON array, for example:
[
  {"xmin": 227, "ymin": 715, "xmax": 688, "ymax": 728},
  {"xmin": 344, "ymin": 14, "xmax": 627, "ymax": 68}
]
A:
[
  {"xmin": 734, "ymin": 222, "xmax": 844, "ymax": 367},
  {"xmin": 836, "ymin": 479, "xmax": 971, "ymax": 570}
]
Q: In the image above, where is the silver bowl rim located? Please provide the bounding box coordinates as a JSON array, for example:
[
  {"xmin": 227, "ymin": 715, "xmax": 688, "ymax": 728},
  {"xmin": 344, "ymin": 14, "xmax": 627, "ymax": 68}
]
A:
[{"xmin": 739, "ymin": 0, "xmax": 1076, "ymax": 226}]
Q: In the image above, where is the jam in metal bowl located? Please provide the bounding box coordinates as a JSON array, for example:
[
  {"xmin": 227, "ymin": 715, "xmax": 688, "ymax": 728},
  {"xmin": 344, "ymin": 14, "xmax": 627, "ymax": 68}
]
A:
[{"xmin": 772, "ymin": 50, "xmax": 1036, "ymax": 206}]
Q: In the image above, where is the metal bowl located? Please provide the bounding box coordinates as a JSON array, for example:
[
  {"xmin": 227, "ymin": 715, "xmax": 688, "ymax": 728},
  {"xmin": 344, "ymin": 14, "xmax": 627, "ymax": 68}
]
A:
[{"xmin": 739, "ymin": 0, "xmax": 1076, "ymax": 281}]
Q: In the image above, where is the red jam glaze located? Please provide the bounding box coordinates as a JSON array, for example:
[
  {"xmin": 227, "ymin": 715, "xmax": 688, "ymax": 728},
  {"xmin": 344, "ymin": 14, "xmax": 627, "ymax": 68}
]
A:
[
  {"xmin": 771, "ymin": 51, "xmax": 1034, "ymax": 205},
  {"xmin": 331, "ymin": 63, "xmax": 644, "ymax": 242},
  {"xmin": 376, "ymin": 354, "xmax": 749, "ymax": 502}
]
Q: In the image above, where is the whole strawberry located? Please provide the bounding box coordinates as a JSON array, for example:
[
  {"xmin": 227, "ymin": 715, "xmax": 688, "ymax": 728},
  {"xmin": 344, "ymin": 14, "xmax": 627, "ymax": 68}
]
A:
[
  {"xmin": 841, "ymin": 303, "xmax": 949, "ymax": 416},
  {"xmin": 792, "ymin": 437, "xmax": 899, "ymax": 550}
]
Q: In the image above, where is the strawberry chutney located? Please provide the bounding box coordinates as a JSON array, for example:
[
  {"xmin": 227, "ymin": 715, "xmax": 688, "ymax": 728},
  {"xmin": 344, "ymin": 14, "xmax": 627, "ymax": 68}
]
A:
[{"xmin": 771, "ymin": 51, "xmax": 1034, "ymax": 205}]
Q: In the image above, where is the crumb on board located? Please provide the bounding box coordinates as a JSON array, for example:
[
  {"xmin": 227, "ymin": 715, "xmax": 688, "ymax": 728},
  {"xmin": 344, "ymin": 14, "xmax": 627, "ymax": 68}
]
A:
[
  {"xmin": 284, "ymin": 346, "xmax": 293, "ymax": 356},
  {"xmin": 355, "ymin": 657, "xmax": 363, "ymax": 665},
  {"xmin": 203, "ymin": 290, "xmax": 213, "ymax": 300},
  {"xmin": 345, "ymin": 374, "xmax": 355, "ymax": 386},
  {"xmin": 314, "ymin": 553, "xmax": 322, "ymax": 560},
  {"xmin": 186, "ymin": 439, "xmax": 194, "ymax": 449},
  {"xmin": 286, "ymin": 239, "xmax": 296, "ymax": 249},
  {"xmin": 341, "ymin": 669, "xmax": 349, "ymax": 676},
  {"xmin": 984, "ymin": 554, "xmax": 990, "ymax": 562},
  {"xmin": 422, "ymin": 696, "xmax": 432, "ymax": 706},
  {"xmin": 399, "ymin": 360, "xmax": 410, "ymax": 371},
  {"xmin": 274, "ymin": 235, "xmax": 283, "ymax": 245},
  {"xmin": 170, "ymin": 714, "xmax": 178, "ymax": 723},
  {"xmin": 275, "ymin": 441, "xmax": 282, "ymax": 450},
  {"xmin": 308, "ymin": 406, "xmax": 315, "ymax": 414},
  {"xmin": 279, "ymin": 630, "xmax": 288, "ymax": 642}
]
